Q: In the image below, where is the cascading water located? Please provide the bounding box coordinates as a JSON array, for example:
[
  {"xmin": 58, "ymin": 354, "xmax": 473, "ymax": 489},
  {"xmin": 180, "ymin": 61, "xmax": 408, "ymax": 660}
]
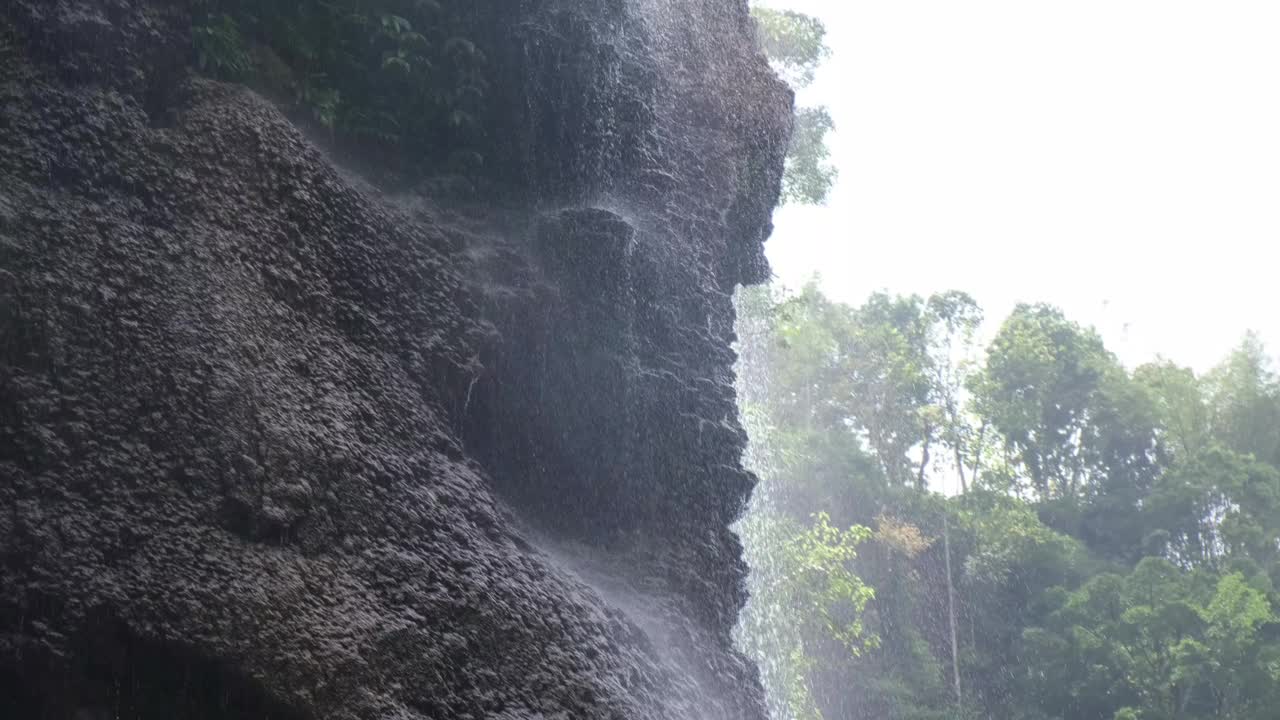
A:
[
  {"xmin": 461, "ymin": 1, "xmax": 794, "ymax": 717},
  {"xmin": 732, "ymin": 285, "xmax": 816, "ymax": 720},
  {"xmin": 733, "ymin": 429, "xmax": 810, "ymax": 719}
]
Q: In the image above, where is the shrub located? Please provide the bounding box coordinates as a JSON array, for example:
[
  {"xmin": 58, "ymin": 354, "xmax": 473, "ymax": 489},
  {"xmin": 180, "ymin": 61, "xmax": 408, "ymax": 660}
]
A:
[
  {"xmin": 192, "ymin": 0, "xmax": 490, "ymax": 177},
  {"xmin": 193, "ymin": 13, "xmax": 251, "ymax": 80}
]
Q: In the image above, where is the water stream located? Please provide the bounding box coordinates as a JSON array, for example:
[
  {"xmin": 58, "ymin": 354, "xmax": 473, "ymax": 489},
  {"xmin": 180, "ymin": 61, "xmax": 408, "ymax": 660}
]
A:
[{"xmin": 732, "ymin": 286, "xmax": 811, "ymax": 720}]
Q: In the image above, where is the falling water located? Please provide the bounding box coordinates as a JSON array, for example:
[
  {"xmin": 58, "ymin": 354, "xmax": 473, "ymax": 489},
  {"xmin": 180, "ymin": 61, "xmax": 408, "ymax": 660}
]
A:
[{"xmin": 732, "ymin": 286, "xmax": 812, "ymax": 720}]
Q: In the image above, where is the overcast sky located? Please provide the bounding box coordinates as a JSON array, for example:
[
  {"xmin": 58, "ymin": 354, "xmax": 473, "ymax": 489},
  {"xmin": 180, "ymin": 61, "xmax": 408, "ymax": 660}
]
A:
[{"xmin": 760, "ymin": 0, "xmax": 1280, "ymax": 372}]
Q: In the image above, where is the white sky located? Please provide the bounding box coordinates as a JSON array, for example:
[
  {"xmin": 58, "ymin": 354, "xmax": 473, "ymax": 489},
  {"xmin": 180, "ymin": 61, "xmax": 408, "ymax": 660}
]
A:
[{"xmin": 761, "ymin": 0, "xmax": 1280, "ymax": 372}]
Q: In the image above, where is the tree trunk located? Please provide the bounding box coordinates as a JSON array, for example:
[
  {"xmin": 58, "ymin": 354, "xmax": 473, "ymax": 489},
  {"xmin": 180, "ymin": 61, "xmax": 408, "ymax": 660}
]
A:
[
  {"xmin": 944, "ymin": 515, "xmax": 962, "ymax": 706},
  {"xmin": 969, "ymin": 421, "xmax": 987, "ymax": 486},
  {"xmin": 918, "ymin": 423, "xmax": 932, "ymax": 491}
]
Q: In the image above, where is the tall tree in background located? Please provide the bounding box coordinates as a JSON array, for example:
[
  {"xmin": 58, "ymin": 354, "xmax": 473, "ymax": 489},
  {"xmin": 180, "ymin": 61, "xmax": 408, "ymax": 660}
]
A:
[
  {"xmin": 1136, "ymin": 361, "xmax": 1212, "ymax": 460},
  {"xmin": 970, "ymin": 304, "xmax": 1115, "ymax": 500},
  {"xmin": 924, "ymin": 291, "xmax": 984, "ymax": 492},
  {"xmin": 192, "ymin": 0, "xmax": 490, "ymax": 175},
  {"xmin": 748, "ymin": 282, "xmax": 987, "ymax": 502},
  {"xmin": 783, "ymin": 107, "xmax": 838, "ymax": 205},
  {"xmin": 750, "ymin": 4, "xmax": 837, "ymax": 204},
  {"xmin": 752, "ymin": 7, "xmax": 830, "ymax": 87},
  {"xmin": 833, "ymin": 292, "xmax": 935, "ymax": 489},
  {"xmin": 1205, "ymin": 333, "xmax": 1280, "ymax": 466}
]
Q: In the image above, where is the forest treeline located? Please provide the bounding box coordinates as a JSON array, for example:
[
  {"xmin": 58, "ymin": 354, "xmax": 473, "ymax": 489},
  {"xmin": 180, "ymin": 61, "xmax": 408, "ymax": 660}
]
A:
[{"xmin": 735, "ymin": 282, "xmax": 1280, "ymax": 720}]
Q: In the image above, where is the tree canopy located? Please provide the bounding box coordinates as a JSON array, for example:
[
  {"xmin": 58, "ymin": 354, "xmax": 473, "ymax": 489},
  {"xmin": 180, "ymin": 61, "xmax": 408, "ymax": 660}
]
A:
[
  {"xmin": 735, "ymin": 281, "xmax": 1280, "ymax": 720},
  {"xmin": 749, "ymin": 4, "xmax": 837, "ymax": 205}
]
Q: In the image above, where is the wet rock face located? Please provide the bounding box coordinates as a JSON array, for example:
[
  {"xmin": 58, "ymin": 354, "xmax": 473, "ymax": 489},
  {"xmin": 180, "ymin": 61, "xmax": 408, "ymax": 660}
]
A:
[
  {"xmin": 5, "ymin": 0, "xmax": 188, "ymax": 123},
  {"xmin": 471, "ymin": 0, "xmax": 791, "ymax": 636},
  {"xmin": 0, "ymin": 0, "xmax": 791, "ymax": 718}
]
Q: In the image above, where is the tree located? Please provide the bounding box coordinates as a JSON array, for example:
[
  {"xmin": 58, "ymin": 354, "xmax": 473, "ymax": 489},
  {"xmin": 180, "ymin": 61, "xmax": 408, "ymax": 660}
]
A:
[
  {"xmin": 751, "ymin": 6, "xmax": 830, "ymax": 89},
  {"xmin": 971, "ymin": 304, "xmax": 1163, "ymax": 537},
  {"xmin": 1200, "ymin": 573, "xmax": 1274, "ymax": 716},
  {"xmin": 972, "ymin": 304, "xmax": 1116, "ymax": 500},
  {"xmin": 736, "ymin": 508, "xmax": 876, "ymax": 720},
  {"xmin": 833, "ymin": 291, "xmax": 935, "ymax": 489},
  {"xmin": 736, "ymin": 282, "xmax": 1280, "ymax": 720},
  {"xmin": 1135, "ymin": 361, "xmax": 1211, "ymax": 460},
  {"xmin": 782, "ymin": 107, "xmax": 838, "ymax": 205},
  {"xmin": 742, "ymin": 284, "xmax": 988, "ymax": 499},
  {"xmin": 1204, "ymin": 333, "xmax": 1280, "ymax": 466},
  {"xmin": 924, "ymin": 291, "xmax": 984, "ymax": 492},
  {"xmin": 749, "ymin": 5, "xmax": 838, "ymax": 204},
  {"xmin": 1025, "ymin": 559, "xmax": 1279, "ymax": 720},
  {"xmin": 959, "ymin": 491, "xmax": 1087, "ymax": 717},
  {"xmin": 1144, "ymin": 446, "xmax": 1280, "ymax": 572}
]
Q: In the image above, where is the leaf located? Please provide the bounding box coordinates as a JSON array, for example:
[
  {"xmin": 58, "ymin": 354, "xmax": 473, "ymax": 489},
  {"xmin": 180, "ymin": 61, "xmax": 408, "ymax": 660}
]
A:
[
  {"xmin": 380, "ymin": 14, "xmax": 412, "ymax": 34},
  {"xmin": 447, "ymin": 109, "xmax": 475, "ymax": 129},
  {"xmin": 444, "ymin": 36, "xmax": 478, "ymax": 56},
  {"xmin": 381, "ymin": 51, "xmax": 412, "ymax": 73}
]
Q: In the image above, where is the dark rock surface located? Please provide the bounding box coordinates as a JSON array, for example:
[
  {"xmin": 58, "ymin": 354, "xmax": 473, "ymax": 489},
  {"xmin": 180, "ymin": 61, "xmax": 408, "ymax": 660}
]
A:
[{"xmin": 0, "ymin": 1, "xmax": 792, "ymax": 718}]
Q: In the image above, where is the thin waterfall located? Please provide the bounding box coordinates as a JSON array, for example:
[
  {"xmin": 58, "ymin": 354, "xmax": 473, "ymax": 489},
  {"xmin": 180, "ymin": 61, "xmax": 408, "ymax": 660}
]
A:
[{"xmin": 732, "ymin": 285, "xmax": 815, "ymax": 720}]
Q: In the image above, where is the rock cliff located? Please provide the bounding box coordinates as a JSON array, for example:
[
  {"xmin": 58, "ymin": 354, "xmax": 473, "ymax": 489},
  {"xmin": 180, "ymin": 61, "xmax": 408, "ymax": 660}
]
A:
[{"xmin": 0, "ymin": 1, "xmax": 792, "ymax": 718}]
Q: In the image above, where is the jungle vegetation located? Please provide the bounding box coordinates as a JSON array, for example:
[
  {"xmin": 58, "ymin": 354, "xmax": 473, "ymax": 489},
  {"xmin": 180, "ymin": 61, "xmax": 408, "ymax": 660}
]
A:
[
  {"xmin": 738, "ymin": 282, "xmax": 1280, "ymax": 720},
  {"xmin": 191, "ymin": 0, "xmax": 489, "ymax": 178}
]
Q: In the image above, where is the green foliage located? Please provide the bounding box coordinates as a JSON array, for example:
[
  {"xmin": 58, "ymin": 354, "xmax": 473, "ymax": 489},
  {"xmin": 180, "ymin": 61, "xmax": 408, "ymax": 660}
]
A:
[
  {"xmin": 749, "ymin": 5, "xmax": 837, "ymax": 205},
  {"xmin": 781, "ymin": 96, "xmax": 837, "ymax": 205},
  {"xmin": 1022, "ymin": 561, "xmax": 1277, "ymax": 720},
  {"xmin": 751, "ymin": 7, "xmax": 830, "ymax": 89},
  {"xmin": 926, "ymin": 291, "xmax": 984, "ymax": 492},
  {"xmin": 737, "ymin": 509, "xmax": 875, "ymax": 720},
  {"xmin": 790, "ymin": 512, "xmax": 877, "ymax": 652},
  {"xmin": 1204, "ymin": 333, "xmax": 1280, "ymax": 465},
  {"xmin": 961, "ymin": 492, "xmax": 1085, "ymax": 592},
  {"xmin": 193, "ymin": 13, "xmax": 251, "ymax": 80},
  {"xmin": 192, "ymin": 0, "xmax": 488, "ymax": 175},
  {"xmin": 1135, "ymin": 361, "xmax": 1211, "ymax": 459},
  {"xmin": 1145, "ymin": 446, "xmax": 1280, "ymax": 570},
  {"xmin": 753, "ymin": 281, "xmax": 990, "ymax": 498},
  {"xmin": 736, "ymin": 282, "xmax": 1280, "ymax": 720},
  {"xmin": 972, "ymin": 304, "xmax": 1120, "ymax": 498}
]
